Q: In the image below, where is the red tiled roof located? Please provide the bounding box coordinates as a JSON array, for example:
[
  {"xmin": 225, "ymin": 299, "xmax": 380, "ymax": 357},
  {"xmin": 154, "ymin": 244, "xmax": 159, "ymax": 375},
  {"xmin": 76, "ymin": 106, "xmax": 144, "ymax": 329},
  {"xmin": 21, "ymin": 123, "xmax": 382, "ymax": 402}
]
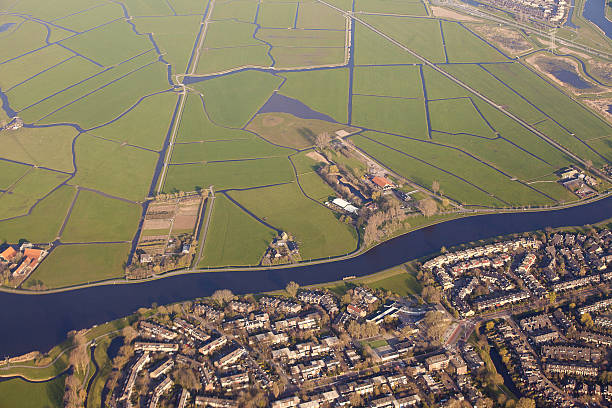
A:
[
  {"xmin": 24, "ymin": 248, "xmax": 43, "ymax": 260},
  {"xmin": 0, "ymin": 246, "xmax": 17, "ymax": 261},
  {"xmin": 371, "ymin": 176, "xmax": 393, "ymax": 188}
]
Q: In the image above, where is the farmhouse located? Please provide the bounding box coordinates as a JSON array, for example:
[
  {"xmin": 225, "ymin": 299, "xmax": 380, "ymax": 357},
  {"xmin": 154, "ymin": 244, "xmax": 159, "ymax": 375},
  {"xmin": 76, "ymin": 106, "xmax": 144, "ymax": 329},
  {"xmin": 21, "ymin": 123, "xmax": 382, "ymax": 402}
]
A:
[{"xmin": 371, "ymin": 176, "xmax": 395, "ymax": 191}]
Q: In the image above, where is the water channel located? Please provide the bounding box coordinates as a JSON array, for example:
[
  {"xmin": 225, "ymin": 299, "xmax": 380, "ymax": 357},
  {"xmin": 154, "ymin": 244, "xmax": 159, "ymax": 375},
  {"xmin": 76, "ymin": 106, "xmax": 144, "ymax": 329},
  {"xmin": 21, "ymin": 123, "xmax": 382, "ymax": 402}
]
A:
[{"xmin": 0, "ymin": 197, "xmax": 611, "ymax": 356}]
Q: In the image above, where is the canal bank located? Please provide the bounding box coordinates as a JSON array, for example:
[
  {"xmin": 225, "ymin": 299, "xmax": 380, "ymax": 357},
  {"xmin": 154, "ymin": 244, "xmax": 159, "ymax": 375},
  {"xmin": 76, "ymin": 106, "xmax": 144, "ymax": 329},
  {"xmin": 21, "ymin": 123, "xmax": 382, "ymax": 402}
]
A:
[{"xmin": 0, "ymin": 195, "xmax": 611, "ymax": 357}]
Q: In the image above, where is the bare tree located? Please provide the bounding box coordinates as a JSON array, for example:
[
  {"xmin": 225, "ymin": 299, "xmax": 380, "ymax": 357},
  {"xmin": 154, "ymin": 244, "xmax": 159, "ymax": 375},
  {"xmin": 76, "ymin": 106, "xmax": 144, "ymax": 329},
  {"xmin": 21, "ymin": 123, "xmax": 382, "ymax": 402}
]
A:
[
  {"xmin": 432, "ymin": 180, "xmax": 440, "ymax": 194},
  {"xmin": 315, "ymin": 132, "xmax": 331, "ymax": 150},
  {"xmin": 211, "ymin": 289, "xmax": 234, "ymax": 306},
  {"xmin": 285, "ymin": 281, "xmax": 299, "ymax": 297},
  {"xmin": 417, "ymin": 198, "xmax": 438, "ymax": 217}
]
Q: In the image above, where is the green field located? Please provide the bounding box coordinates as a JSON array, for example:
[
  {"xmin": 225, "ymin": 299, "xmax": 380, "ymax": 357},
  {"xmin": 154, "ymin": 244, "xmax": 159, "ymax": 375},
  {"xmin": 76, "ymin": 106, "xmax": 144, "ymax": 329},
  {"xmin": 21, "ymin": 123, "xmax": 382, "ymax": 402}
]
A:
[
  {"xmin": 61, "ymin": 190, "xmax": 142, "ymax": 243},
  {"xmin": 25, "ymin": 243, "xmax": 130, "ymax": 289},
  {"xmin": 164, "ymin": 156, "xmax": 295, "ymax": 192},
  {"xmin": 199, "ymin": 194, "xmax": 277, "ymax": 267},
  {"xmin": 0, "ymin": 375, "xmax": 65, "ymax": 408},
  {"xmin": 229, "ymin": 183, "xmax": 358, "ymax": 259},
  {"xmin": 0, "ymin": 0, "xmax": 611, "ymax": 291},
  {"xmin": 279, "ymin": 69, "xmax": 350, "ymax": 123}
]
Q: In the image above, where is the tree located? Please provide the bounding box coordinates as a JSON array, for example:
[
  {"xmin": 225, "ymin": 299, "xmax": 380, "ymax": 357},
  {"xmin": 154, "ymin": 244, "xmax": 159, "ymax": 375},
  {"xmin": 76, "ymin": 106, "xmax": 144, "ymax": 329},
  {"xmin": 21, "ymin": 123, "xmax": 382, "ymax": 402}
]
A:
[
  {"xmin": 485, "ymin": 321, "xmax": 495, "ymax": 331},
  {"xmin": 349, "ymin": 392, "xmax": 363, "ymax": 407},
  {"xmin": 122, "ymin": 326, "xmax": 138, "ymax": 344},
  {"xmin": 515, "ymin": 398, "xmax": 536, "ymax": 408},
  {"xmin": 172, "ymin": 367, "xmax": 201, "ymax": 391},
  {"xmin": 285, "ymin": 281, "xmax": 299, "ymax": 298},
  {"xmin": 211, "ymin": 289, "xmax": 234, "ymax": 306},
  {"xmin": 421, "ymin": 285, "xmax": 441, "ymax": 303},
  {"xmin": 63, "ymin": 373, "xmax": 82, "ymax": 408},
  {"xmin": 69, "ymin": 332, "xmax": 89, "ymax": 375},
  {"xmin": 417, "ymin": 198, "xmax": 437, "ymax": 217},
  {"xmin": 432, "ymin": 180, "xmax": 440, "ymax": 194},
  {"xmin": 315, "ymin": 132, "xmax": 331, "ymax": 150},
  {"xmin": 424, "ymin": 310, "xmax": 451, "ymax": 343}
]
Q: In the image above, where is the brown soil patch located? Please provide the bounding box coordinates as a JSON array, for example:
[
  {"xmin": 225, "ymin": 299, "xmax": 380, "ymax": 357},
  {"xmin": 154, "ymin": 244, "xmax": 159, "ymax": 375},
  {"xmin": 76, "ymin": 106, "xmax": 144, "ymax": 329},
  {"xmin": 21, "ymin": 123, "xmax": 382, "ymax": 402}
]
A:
[
  {"xmin": 262, "ymin": 115, "xmax": 284, "ymax": 127},
  {"xmin": 173, "ymin": 214, "xmax": 198, "ymax": 230},
  {"xmin": 431, "ymin": 6, "xmax": 481, "ymax": 21},
  {"xmin": 468, "ymin": 24, "xmax": 532, "ymax": 55},
  {"xmin": 306, "ymin": 151, "xmax": 329, "ymax": 164},
  {"xmin": 143, "ymin": 219, "xmax": 172, "ymax": 229},
  {"xmin": 584, "ymin": 98, "xmax": 612, "ymax": 124}
]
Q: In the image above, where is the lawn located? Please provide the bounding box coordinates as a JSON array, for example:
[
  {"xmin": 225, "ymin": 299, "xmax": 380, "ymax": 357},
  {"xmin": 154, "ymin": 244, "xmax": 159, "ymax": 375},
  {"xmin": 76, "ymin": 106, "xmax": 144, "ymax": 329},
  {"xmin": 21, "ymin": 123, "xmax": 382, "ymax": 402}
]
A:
[
  {"xmin": 70, "ymin": 135, "xmax": 158, "ymax": 202},
  {"xmin": 25, "ymin": 242, "xmax": 130, "ymax": 289},
  {"xmin": 351, "ymin": 95, "xmax": 428, "ymax": 138},
  {"xmin": 0, "ymin": 125, "xmax": 78, "ymax": 173},
  {"xmin": 0, "ymin": 375, "xmax": 65, "ymax": 408},
  {"xmin": 353, "ymin": 65, "xmax": 423, "ymax": 98},
  {"xmin": 164, "ymin": 156, "xmax": 295, "ymax": 192},
  {"xmin": 258, "ymin": 1, "xmax": 298, "ymax": 28},
  {"xmin": 363, "ymin": 266, "xmax": 422, "ymax": 296},
  {"xmin": 353, "ymin": 23, "xmax": 420, "ymax": 65},
  {"xmin": 60, "ymin": 19, "xmax": 152, "ymax": 67},
  {"xmin": 6, "ymin": 0, "xmax": 101, "ymax": 20},
  {"xmin": 247, "ymin": 113, "xmax": 357, "ymax": 149},
  {"xmin": 199, "ymin": 194, "xmax": 276, "ymax": 267},
  {"xmin": 442, "ymin": 21, "xmax": 509, "ymax": 63},
  {"xmin": 355, "ymin": 0, "xmax": 427, "ymax": 15},
  {"xmin": 61, "ymin": 189, "xmax": 142, "ymax": 243},
  {"xmin": 279, "ymin": 68, "xmax": 350, "ymax": 123},
  {"xmin": 229, "ymin": 182, "xmax": 358, "ymax": 259},
  {"xmin": 89, "ymin": 92, "xmax": 177, "ymax": 150},
  {"xmin": 190, "ymin": 70, "xmax": 283, "ymax": 128},
  {"xmin": 0, "ymin": 185, "xmax": 76, "ymax": 244}
]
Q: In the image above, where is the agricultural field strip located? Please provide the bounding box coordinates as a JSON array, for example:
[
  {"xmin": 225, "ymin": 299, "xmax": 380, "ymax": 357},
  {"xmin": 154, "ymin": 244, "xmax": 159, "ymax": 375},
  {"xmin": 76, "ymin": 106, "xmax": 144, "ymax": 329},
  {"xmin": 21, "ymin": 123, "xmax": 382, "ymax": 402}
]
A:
[
  {"xmin": 477, "ymin": 63, "xmax": 610, "ymax": 163},
  {"xmin": 315, "ymin": 0, "xmax": 611, "ymax": 182},
  {"xmin": 0, "ymin": 3, "xmax": 207, "ymax": 248}
]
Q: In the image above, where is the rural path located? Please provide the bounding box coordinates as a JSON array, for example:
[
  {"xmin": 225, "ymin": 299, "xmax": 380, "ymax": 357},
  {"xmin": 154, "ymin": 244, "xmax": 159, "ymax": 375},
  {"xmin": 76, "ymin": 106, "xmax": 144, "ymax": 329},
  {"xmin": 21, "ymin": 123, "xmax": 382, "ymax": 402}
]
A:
[
  {"xmin": 316, "ymin": 0, "xmax": 612, "ymax": 185},
  {"xmin": 194, "ymin": 187, "xmax": 215, "ymax": 267}
]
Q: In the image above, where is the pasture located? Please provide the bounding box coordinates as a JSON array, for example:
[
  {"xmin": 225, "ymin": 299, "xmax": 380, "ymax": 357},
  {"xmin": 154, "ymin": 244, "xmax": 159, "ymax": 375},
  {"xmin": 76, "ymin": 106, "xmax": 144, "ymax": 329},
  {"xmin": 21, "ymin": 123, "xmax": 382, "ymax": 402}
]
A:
[{"xmin": 0, "ymin": 0, "xmax": 611, "ymax": 288}]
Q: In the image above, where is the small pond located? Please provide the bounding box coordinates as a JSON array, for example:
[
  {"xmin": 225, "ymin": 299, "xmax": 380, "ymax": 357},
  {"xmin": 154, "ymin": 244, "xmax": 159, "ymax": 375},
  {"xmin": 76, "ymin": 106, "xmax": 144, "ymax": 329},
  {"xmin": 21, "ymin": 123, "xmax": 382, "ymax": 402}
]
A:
[
  {"xmin": 0, "ymin": 23, "xmax": 15, "ymax": 33},
  {"xmin": 550, "ymin": 69, "xmax": 592, "ymax": 89}
]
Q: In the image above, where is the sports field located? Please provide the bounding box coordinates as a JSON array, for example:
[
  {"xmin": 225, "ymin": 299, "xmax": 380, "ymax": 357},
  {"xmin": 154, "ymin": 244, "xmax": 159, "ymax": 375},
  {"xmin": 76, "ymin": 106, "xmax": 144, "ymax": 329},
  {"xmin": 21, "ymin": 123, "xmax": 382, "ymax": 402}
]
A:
[{"xmin": 0, "ymin": 0, "xmax": 611, "ymax": 288}]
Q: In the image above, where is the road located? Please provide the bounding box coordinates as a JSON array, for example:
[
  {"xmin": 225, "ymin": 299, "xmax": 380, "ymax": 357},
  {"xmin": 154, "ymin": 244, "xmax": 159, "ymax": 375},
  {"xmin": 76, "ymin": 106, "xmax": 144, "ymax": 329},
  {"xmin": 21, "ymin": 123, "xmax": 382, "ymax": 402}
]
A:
[{"xmin": 317, "ymin": 0, "xmax": 612, "ymax": 185}]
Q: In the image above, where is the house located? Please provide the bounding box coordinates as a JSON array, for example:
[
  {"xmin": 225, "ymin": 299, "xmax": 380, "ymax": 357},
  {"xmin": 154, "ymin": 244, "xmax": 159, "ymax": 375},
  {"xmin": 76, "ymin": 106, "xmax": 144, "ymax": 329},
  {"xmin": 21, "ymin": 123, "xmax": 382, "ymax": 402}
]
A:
[
  {"xmin": 347, "ymin": 304, "xmax": 367, "ymax": 318},
  {"xmin": 371, "ymin": 176, "xmax": 394, "ymax": 191},
  {"xmin": 195, "ymin": 397, "xmax": 238, "ymax": 408},
  {"xmin": 0, "ymin": 246, "xmax": 17, "ymax": 262}
]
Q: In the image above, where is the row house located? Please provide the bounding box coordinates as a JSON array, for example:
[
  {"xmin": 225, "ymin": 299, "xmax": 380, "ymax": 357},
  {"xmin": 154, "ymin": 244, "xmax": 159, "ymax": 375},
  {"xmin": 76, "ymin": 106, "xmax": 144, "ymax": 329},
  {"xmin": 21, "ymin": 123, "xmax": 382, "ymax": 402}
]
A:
[
  {"xmin": 139, "ymin": 321, "xmax": 178, "ymax": 341},
  {"xmin": 134, "ymin": 342, "xmax": 179, "ymax": 353},
  {"xmin": 173, "ymin": 319, "xmax": 210, "ymax": 342}
]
